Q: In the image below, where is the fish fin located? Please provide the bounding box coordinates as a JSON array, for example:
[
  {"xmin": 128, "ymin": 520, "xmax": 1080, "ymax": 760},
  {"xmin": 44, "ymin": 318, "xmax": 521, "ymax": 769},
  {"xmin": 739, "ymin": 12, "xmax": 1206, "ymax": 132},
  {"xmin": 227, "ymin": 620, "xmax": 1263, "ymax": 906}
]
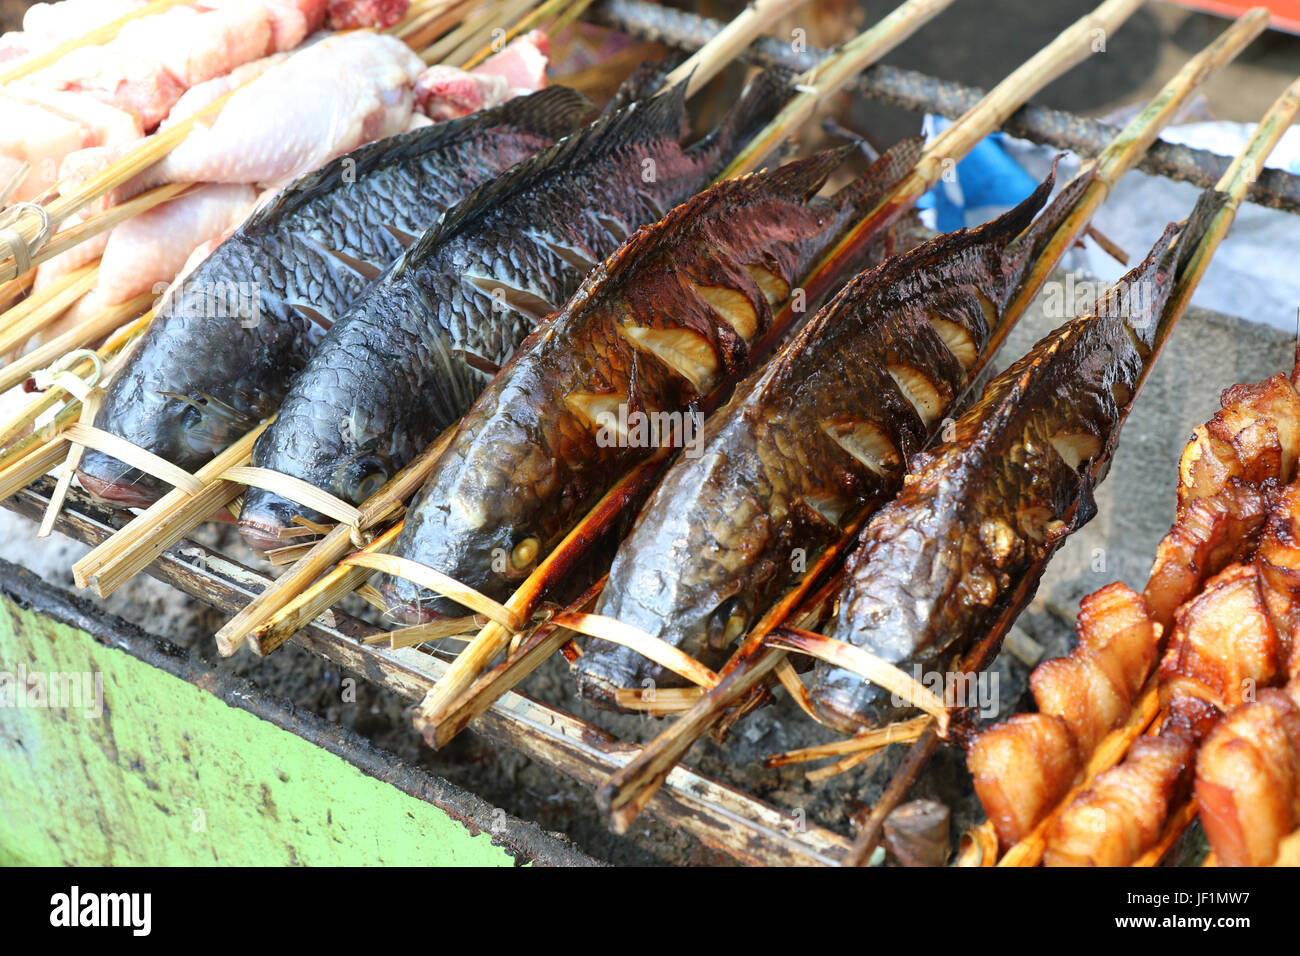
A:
[
  {"xmin": 402, "ymin": 80, "xmax": 693, "ymax": 265},
  {"xmin": 599, "ymin": 55, "xmax": 686, "ymax": 118},
  {"xmin": 241, "ymin": 86, "xmax": 592, "ymax": 236},
  {"xmin": 831, "ymin": 135, "xmax": 924, "ymax": 214},
  {"xmin": 686, "ymin": 66, "xmax": 793, "ymax": 166}
]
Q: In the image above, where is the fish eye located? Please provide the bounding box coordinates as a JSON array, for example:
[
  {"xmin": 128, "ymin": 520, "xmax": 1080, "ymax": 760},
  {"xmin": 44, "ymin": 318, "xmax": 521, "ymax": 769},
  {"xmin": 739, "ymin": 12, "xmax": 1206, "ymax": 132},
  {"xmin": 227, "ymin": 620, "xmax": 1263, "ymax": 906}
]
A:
[
  {"xmin": 705, "ymin": 597, "xmax": 746, "ymax": 649},
  {"xmin": 345, "ymin": 457, "xmax": 387, "ymax": 503},
  {"xmin": 510, "ymin": 536, "xmax": 541, "ymax": 570}
]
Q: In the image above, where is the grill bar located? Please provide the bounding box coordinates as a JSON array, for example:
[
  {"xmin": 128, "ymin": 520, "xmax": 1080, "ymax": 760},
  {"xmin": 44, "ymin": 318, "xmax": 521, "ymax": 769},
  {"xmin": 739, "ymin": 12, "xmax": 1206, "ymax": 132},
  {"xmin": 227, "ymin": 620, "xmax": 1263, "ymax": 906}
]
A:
[{"xmin": 594, "ymin": 0, "xmax": 1300, "ymax": 214}]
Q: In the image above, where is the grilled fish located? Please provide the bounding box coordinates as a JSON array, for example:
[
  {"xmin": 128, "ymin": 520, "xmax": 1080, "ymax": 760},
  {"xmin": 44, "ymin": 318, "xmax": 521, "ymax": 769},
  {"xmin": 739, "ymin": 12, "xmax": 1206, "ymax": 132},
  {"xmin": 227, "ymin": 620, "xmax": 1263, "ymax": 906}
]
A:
[
  {"xmin": 573, "ymin": 173, "xmax": 1062, "ymax": 707},
  {"xmin": 809, "ymin": 192, "xmax": 1224, "ymax": 733},
  {"xmin": 371, "ymin": 141, "xmax": 924, "ymax": 623},
  {"xmin": 77, "ymin": 86, "xmax": 591, "ymax": 507},
  {"xmin": 237, "ymin": 70, "xmax": 790, "ymax": 551}
]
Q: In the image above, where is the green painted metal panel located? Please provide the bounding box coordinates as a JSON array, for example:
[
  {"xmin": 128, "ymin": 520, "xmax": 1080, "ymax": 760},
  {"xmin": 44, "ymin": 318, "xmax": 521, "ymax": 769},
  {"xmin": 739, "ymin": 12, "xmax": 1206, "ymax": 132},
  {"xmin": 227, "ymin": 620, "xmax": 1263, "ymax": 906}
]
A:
[{"xmin": 0, "ymin": 593, "xmax": 517, "ymax": 866}]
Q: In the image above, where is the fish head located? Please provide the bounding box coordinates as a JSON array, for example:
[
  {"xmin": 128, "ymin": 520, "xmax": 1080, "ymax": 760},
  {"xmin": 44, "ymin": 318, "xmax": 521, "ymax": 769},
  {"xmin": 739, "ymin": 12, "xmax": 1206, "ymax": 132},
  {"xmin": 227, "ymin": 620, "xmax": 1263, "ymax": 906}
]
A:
[
  {"xmin": 237, "ymin": 434, "xmax": 399, "ymax": 554},
  {"xmin": 77, "ymin": 373, "xmax": 259, "ymax": 509},
  {"xmin": 374, "ymin": 463, "xmax": 548, "ymax": 626},
  {"xmin": 236, "ymin": 354, "xmax": 417, "ymax": 552}
]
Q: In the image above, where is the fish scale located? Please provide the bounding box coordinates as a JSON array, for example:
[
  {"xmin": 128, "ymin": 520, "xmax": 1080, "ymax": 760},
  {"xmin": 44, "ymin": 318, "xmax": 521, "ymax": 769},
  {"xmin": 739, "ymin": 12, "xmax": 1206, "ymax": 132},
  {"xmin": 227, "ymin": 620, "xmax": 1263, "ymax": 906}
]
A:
[
  {"xmin": 238, "ymin": 71, "xmax": 794, "ymax": 548},
  {"xmin": 368, "ymin": 142, "xmax": 925, "ymax": 626},
  {"xmin": 77, "ymin": 86, "xmax": 592, "ymax": 506},
  {"xmin": 573, "ymin": 174, "xmax": 1060, "ymax": 707}
]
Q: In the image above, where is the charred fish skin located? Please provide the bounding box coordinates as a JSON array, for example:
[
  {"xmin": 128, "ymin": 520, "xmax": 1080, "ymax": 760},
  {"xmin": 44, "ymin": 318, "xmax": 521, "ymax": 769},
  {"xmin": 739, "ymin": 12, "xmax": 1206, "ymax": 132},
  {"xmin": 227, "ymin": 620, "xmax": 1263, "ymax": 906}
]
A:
[
  {"xmin": 375, "ymin": 139, "xmax": 924, "ymax": 625},
  {"xmin": 77, "ymin": 87, "xmax": 592, "ymax": 505},
  {"xmin": 573, "ymin": 176, "xmax": 1056, "ymax": 707},
  {"xmin": 238, "ymin": 71, "xmax": 793, "ymax": 546},
  {"xmin": 809, "ymin": 195, "xmax": 1225, "ymax": 734}
]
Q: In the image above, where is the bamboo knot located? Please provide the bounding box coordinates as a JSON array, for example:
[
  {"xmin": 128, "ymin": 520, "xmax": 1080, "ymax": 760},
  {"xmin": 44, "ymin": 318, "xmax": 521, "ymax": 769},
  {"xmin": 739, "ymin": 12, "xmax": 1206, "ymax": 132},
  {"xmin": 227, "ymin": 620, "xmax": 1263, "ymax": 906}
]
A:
[
  {"xmin": 30, "ymin": 349, "xmax": 104, "ymax": 402},
  {"xmin": 0, "ymin": 202, "xmax": 51, "ymax": 278}
]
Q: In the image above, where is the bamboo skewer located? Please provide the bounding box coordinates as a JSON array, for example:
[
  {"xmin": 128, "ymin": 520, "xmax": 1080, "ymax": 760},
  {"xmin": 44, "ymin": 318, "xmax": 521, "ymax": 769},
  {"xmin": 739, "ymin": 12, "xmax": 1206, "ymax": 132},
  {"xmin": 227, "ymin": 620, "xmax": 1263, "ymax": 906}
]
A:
[
  {"xmin": 715, "ymin": 0, "xmax": 957, "ymax": 179},
  {"xmin": 0, "ymin": 296, "xmax": 153, "ymax": 396},
  {"xmin": 0, "ymin": 0, "xmax": 191, "ymax": 86},
  {"xmin": 658, "ymin": 0, "xmax": 817, "ymax": 100},
  {"xmin": 764, "ymin": 716, "xmax": 931, "ymax": 768},
  {"xmin": 408, "ymin": 0, "xmax": 977, "ymax": 746},
  {"xmin": 977, "ymin": 5, "xmax": 1270, "ymax": 379},
  {"xmin": 461, "ymin": 0, "xmax": 586, "ymax": 69},
  {"xmin": 0, "ymin": 264, "xmax": 99, "ymax": 359},
  {"xmin": 72, "ymin": 421, "xmax": 271, "ymax": 596},
  {"xmin": 592, "ymin": 0, "xmax": 1152, "ymax": 837}
]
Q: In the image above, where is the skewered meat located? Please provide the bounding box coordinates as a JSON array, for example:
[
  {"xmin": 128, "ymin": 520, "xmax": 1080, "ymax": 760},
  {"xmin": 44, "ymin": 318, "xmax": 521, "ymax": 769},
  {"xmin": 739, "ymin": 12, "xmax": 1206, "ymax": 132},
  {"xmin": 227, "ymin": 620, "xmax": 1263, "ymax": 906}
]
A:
[
  {"xmin": 1195, "ymin": 680, "xmax": 1300, "ymax": 866},
  {"xmin": 968, "ymin": 713, "xmax": 1080, "ymax": 848},
  {"xmin": 1042, "ymin": 731, "xmax": 1195, "ymax": 867},
  {"xmin": 416, "ymin": 31, "xmax": 550, "ymax": 121},
  {"xmin": 1030, "ymin": 583, "xmax": 1159, "ymax": 756}
]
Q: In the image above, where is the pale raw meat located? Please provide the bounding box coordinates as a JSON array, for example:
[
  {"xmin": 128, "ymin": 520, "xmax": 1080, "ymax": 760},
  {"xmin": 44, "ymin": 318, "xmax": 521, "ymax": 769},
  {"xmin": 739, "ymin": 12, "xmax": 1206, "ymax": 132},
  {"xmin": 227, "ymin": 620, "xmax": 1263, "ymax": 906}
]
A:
[
  {"xmin": 414, "ymin": 30, "xmax": 548, "ymax": 121},
  {"xmin": 145, "ymin": 32, "xmax": 424, "ymax": 187},
  {"xmin": 113, "ymin": 4, "xmax": 271, "ymax": 90},
  {"xmin": 22, "ymin": 0, "xmax": 147, "ymax": 48},
  {"xmin": 0, "ymin": 88, "xmax": 140, "ymax": 199},
  {"xmin": 325, "ymin": 0, "xmax": 409, "ymax": 30},
  {"xmin": 479, "ymin": 29, "xmax": 549, "ymax": 92},
  {"xmin": 0, "ymin": 95, "xmax": 92, "ymax": 200},
  {"xmin": 159, "ymin": 52, "xmax": 289, "ymax": 127},
  {"xmin": 32, "ymin": 228, "xmax": 110, "ymax": 295},
  {"xmin": 0, "ymin": 34, "xmax": 32, "ymax": 67},
  {"xmin": 95, "ymin": 182, "xmax": 258, "ymax": 304},
  {"xmin": 25, "ymin": 46, "xmax": 186, "ymax": 130}
]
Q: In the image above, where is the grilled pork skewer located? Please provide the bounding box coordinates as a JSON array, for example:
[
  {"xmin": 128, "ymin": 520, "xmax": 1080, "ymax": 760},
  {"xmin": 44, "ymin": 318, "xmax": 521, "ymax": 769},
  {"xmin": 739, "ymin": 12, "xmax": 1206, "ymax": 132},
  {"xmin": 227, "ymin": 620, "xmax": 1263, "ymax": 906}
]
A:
[
  {"xmin": 1195, "ymin": 678, "xmax": 1300, "ymax": 866},
  {"xmin": 236, "ymin": 70, "xmax": 790, "ymax": 549},
  {"xmin": 972, "ymin": 366, "xmax": 1300, "ymax": 851}
]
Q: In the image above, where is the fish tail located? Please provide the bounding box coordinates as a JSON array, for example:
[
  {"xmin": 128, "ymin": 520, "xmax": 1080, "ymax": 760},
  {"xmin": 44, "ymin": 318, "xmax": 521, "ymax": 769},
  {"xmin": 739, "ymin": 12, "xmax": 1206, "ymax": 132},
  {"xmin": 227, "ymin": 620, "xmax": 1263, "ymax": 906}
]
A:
[
  {"xmin": 830, "ymin": 135, "xmax": 924, "ymax": 215},
  {"xmin": 688, "ymin": 66, "xmax": 793, "ymax": 169}
]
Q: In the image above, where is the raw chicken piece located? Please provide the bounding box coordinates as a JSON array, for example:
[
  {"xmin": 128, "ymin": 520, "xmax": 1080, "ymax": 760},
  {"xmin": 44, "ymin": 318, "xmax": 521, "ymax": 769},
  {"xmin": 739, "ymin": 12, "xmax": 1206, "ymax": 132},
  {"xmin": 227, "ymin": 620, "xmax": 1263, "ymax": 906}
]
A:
[
  {"xmin": 21, "ymin": 0, "xmax": 147, "ymax": 49},
  {"xmin": 144, "ymin": 32, "xmax": 424, "ymax": 187},
  {"xmin": 159, "ymin": 52, "xmax": 290, "ymax": 126},
  {"xmin": 112, "ymin": 3, "xmax": 271, "ymax": 90},
  {"xmin": 27, "ymin": 183, "xmax": 258, "ymax": 353},
  {"xmin": 31, "ymin": 228, "xmax": 109, "ymax": 295},
  {"xmin": 479, "ymin": 29, "xmax": 549, "ymax": 91},
  {"xmin": 0, "ymin": 88, "xmax": 140, "ymax": 199},
  {"xmin": 414, "ymin": 30, "xmax": 549, "ymax": 121},
  {"xmin": 96, "ymin": 182, "xmax": 258, "ymax": 304},
  {"xmin": 25, "ymin": 45, "xmax": 186, "ymax": 130}
]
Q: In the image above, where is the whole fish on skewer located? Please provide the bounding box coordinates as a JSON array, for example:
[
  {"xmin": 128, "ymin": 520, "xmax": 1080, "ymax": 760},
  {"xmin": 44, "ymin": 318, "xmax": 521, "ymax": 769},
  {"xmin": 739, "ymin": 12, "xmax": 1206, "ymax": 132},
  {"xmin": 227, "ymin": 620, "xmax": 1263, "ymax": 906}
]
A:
[
  {"xmin": 809, "ymin": 192, "xmax": 1224, "ymax": 733},
  {"xmin": 574, "ymin": 171, "xmax": 1068, "ymax": 707},
  {"xmin": 77, "ymin": 85, "xmax": 591, "ymax": 507},
  {"xmin": 370, "ymin": 139, "xmax": 925, "ymax": 624},
  {"xmin": 236, "ymin": 70, "xmax": 790, "ymax": 551}
]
